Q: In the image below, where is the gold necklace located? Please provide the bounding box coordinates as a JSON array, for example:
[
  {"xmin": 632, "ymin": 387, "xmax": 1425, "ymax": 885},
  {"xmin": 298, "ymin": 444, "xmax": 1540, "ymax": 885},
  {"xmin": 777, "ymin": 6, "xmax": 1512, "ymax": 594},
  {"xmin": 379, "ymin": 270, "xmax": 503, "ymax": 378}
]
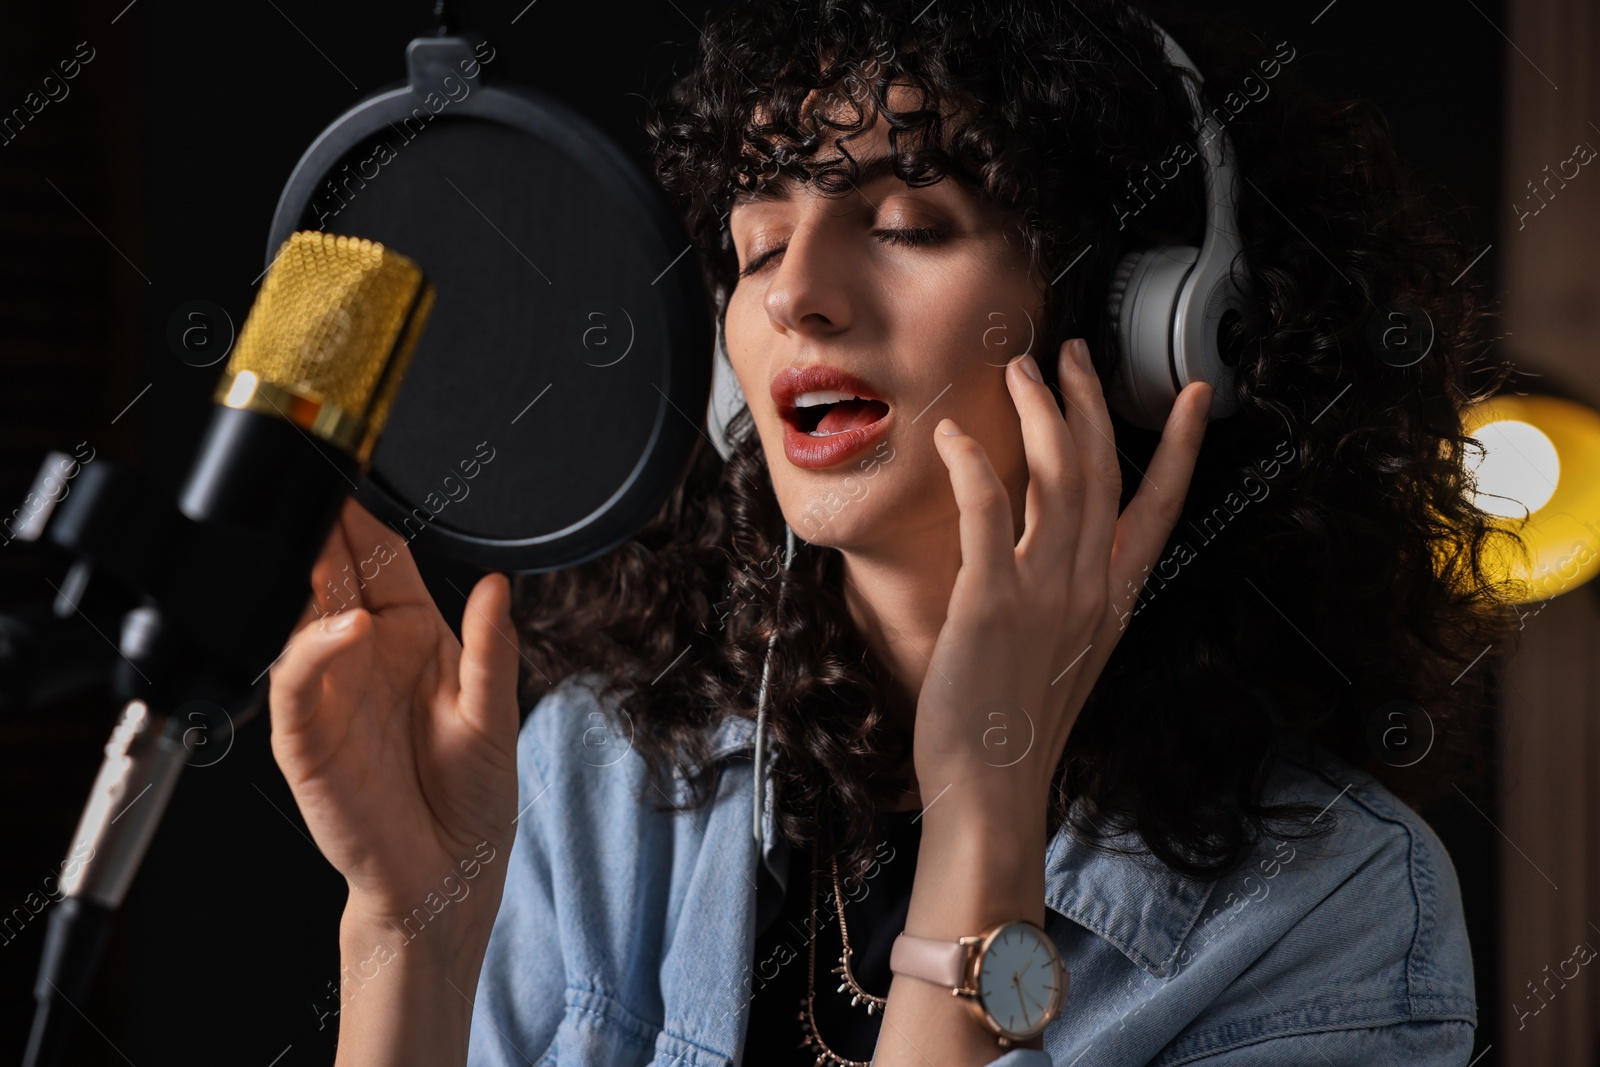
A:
[
  {"xmin": 797, "ymin": 847, "xmax": 881, "ymax": 1067},
  {"xmin": 831, "ymin": 857, "xmax": 889, "ymax": 1014}
]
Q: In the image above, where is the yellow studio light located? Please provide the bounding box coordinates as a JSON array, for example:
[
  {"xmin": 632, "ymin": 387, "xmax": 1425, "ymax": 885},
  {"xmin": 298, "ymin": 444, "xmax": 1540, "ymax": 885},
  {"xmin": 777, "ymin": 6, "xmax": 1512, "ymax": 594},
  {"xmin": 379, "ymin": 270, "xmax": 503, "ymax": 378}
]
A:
[{"xmin": 1462, "ymin": 394, "xmax": 1600, "ymax": 605}]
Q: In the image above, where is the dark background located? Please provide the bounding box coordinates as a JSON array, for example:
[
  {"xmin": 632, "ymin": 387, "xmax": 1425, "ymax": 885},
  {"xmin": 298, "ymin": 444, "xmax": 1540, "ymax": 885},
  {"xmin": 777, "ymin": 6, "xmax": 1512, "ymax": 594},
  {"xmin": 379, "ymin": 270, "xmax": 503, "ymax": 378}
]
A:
[{"xmin": 0, "ymin": 1, "xmax": 1506, "ymax": 1064}]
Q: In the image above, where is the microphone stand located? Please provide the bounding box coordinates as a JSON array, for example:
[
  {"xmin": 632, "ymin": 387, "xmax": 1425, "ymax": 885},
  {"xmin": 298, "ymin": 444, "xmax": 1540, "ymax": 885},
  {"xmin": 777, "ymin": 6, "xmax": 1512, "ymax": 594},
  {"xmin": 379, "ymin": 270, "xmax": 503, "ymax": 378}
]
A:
[
  {"xmin": 25, "ymin": 695, "xmax": 205, "ymax": 1065},
  {"xmin": 25, "ymin": 677, "xmax": 262, "ymax": 1063},
  {"xmin": 14, "ymin": 416, "xmax": 356, "ymax": 1066}
]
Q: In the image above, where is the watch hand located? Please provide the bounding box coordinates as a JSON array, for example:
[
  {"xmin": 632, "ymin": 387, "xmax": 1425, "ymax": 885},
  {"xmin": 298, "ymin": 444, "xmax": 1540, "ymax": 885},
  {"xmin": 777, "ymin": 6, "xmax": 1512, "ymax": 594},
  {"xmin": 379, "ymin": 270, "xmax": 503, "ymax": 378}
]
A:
[
  {"xmin": 1011, "ymin": 979, "xmax": 1049, "ymax": 1017},
  {"xmin": 1012, "ymin": 973, "xmax": 1032, "ymax": 1026}
]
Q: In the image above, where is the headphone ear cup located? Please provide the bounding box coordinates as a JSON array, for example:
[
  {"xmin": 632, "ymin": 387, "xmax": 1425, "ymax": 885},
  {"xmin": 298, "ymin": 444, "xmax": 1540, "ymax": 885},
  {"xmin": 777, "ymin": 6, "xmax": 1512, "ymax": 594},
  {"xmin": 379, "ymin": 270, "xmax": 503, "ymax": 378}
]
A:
[
  {"xmin": 707, "ymin": 321, "xmax": 742, "ymax": 462},
  {"xmin": 1105, "ymin": 244, "xmax": 1199, "ymax": 432}
]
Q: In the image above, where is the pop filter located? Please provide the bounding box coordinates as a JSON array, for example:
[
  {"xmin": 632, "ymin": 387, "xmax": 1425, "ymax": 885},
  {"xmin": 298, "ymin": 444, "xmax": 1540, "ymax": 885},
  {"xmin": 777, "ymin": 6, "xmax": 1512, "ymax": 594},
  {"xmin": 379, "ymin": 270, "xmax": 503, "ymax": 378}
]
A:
[{"xmin": 265, "ymin": 34, "xmax": 712, "ymax": 573}]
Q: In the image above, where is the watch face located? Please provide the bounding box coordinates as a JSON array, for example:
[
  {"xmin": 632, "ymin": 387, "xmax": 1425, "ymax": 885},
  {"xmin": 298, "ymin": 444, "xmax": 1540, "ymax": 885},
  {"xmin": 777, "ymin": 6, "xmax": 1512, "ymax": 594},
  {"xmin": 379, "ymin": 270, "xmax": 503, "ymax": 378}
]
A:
[{"xmin": 975, "ymin": 921, "xmax": 1063, "ymax": 1039}]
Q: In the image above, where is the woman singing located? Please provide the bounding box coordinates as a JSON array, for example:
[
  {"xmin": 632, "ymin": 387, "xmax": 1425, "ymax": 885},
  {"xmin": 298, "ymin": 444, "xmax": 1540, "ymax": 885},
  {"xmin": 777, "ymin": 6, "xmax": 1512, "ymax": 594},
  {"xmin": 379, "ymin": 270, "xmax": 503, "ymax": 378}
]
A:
[{"xmin": 267, "ymin": 1, "xmax": 1520, "ymax": 1064}]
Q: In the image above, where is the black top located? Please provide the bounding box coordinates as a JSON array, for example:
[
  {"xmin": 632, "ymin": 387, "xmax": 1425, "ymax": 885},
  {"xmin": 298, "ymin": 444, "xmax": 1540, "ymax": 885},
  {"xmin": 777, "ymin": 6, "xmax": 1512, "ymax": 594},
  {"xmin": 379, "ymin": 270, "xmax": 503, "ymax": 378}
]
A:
[{"xmin": 743, "ymin": 810, "xmax": 924, "ymax": 1064}]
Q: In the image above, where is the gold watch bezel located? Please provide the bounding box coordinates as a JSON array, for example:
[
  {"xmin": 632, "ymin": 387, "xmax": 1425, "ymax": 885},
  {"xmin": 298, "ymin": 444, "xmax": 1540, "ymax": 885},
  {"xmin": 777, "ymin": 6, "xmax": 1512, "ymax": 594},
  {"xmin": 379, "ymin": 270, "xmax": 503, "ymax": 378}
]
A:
[{"xmin": 955, "ymin": 919, "xmax": 1067, "ymax": 1046}]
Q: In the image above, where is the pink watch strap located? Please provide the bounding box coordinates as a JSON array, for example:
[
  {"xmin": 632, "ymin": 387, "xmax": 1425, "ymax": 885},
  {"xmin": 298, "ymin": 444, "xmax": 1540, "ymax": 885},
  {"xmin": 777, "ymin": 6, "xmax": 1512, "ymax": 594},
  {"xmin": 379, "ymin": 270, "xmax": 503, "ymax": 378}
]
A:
[{"xmin": 890, "ymin": 932, "xmax": 968, "ymax": 989}]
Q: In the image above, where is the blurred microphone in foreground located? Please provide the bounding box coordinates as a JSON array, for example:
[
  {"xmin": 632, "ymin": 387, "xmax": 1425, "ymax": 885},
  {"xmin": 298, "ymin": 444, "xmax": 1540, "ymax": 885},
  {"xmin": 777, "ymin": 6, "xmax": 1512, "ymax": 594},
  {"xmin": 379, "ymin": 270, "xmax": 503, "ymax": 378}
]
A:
[{"xmin": 17, "ymin": 230, "xmax": 434, "ymax": 1067}]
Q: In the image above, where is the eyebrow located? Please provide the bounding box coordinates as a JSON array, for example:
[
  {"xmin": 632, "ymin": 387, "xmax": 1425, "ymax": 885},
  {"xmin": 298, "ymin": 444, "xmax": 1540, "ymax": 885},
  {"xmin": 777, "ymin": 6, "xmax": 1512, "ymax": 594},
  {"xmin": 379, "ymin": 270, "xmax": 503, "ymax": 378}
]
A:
[{"xmin": 733, "ymin": 152, "xmax": 905, "ymax": 204}]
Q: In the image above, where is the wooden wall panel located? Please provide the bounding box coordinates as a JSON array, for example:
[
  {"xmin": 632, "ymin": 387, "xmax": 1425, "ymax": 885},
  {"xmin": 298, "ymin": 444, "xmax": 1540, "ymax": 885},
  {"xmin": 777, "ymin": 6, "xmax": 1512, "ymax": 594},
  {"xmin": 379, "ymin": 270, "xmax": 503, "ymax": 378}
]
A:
[{"xmin": 1500, "ymin": 1, "xmax": 1600, "ymax": 1064}]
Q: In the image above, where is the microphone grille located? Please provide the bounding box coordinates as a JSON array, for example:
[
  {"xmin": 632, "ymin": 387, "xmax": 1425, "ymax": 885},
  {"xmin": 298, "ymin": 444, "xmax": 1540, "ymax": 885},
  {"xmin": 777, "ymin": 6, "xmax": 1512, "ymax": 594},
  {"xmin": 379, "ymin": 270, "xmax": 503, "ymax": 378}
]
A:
[{"xmin": 220, "ymin": 231, "xmax": 434, "ymax": 461}]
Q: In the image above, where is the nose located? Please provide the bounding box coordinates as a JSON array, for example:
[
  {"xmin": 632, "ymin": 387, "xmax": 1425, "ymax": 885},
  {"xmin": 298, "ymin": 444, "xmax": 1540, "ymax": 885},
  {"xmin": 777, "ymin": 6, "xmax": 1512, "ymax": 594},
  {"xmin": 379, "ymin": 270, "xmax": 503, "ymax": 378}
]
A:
[{"xmin": 762, "ymin": 213, "xmax": 854, "ymax": 337}]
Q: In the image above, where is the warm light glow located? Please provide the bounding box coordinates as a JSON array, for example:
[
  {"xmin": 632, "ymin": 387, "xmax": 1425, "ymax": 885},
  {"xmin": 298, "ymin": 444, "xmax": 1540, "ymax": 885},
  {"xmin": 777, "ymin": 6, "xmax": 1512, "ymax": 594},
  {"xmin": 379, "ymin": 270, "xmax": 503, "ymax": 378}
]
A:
[
  {"xmin": 1466, "ymin": 419, "xmax": 1560, "ymax": 518},
  {"xmin": 224, "ymin": 370, "xmax": 259, "ymax": 408},
  {"xmin": 1459, "ymin": 395, "xmax": 1600, "ymax": 604}
]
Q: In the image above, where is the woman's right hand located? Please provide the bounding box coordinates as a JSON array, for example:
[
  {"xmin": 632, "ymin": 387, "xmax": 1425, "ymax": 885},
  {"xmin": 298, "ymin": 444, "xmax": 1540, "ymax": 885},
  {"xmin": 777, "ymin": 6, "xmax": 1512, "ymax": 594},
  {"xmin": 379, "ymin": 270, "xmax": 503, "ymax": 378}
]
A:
[{"xmin": 267, "ymin": 496, "xmax": 523, "ymax": 937}]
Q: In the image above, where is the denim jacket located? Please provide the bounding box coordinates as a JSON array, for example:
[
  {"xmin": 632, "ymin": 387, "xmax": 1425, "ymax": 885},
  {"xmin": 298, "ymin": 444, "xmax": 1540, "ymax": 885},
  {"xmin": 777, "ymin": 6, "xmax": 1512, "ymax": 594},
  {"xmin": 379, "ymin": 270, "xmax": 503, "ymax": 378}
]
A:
[{"xmin": 466, "ymin": 675, "xmax": 1477, "ymax": 1066}]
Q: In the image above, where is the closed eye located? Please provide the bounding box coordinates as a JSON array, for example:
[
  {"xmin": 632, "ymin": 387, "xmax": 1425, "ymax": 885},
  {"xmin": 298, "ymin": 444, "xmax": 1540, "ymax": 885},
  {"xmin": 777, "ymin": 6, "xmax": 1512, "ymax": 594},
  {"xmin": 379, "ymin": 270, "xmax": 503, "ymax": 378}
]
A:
[
  {"xmin": 737, "ymin": 226, "xmax": 948, "ymax": 278},
  {"xmin": 874, "ymin": 225, "xmax": 945, "ymax": 249}
]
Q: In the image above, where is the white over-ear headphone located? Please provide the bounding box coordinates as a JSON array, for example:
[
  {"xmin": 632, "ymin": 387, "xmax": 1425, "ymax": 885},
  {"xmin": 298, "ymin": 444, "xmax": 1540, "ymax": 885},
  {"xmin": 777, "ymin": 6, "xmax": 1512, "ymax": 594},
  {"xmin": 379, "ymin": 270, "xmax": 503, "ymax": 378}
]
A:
[
  {"xmin": 704, "ymin": 16, "xmax": 1247, "ymax": 456},
  {"xmin": 1105, "ymin": 24, "xmax": 1248, "ymax": 431}
]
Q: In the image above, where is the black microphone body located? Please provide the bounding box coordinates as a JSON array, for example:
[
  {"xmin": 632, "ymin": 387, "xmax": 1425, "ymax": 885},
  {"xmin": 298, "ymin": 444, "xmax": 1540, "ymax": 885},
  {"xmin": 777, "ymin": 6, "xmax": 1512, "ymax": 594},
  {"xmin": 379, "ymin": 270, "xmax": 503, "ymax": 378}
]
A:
[{"xmin": 19, "ymin": 231, "xmax": 433, "ymax": 1067}]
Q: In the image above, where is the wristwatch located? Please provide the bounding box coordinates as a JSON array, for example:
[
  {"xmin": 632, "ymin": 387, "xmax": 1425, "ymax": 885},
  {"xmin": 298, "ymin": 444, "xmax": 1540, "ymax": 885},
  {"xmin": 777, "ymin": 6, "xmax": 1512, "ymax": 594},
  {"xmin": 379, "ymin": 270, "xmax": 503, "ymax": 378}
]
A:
[{"xmin": 889, "ymin": 920, "xmax": 1067, "ymax": 1046}]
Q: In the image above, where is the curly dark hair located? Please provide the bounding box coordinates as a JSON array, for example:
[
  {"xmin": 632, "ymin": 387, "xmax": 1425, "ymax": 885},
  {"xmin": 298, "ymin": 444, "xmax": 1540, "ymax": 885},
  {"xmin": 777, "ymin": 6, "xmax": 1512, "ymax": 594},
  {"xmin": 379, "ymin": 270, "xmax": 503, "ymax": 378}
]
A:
[{"xmin": 509, "ymin": 0, "xmax": 1527, "ymax": 881}]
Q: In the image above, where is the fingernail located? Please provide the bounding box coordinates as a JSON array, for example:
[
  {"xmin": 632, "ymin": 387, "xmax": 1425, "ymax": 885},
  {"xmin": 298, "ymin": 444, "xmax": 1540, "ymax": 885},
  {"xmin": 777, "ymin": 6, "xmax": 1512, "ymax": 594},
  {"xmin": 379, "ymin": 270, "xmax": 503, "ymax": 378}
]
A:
[
  {"xmin": 327, "ymin": 611, "xmax": 355, "ymax": 632},
  {"xmin": 939, "ymin": 419, "xmax": 964, "ymax": 437},
  {"xmin": 1070, "ymin": 338, "xmax": 1090, "ymax": 370},
  {"xmin": 1012, "ymin": 353, "xmax": 1043, "ymax": 383}
]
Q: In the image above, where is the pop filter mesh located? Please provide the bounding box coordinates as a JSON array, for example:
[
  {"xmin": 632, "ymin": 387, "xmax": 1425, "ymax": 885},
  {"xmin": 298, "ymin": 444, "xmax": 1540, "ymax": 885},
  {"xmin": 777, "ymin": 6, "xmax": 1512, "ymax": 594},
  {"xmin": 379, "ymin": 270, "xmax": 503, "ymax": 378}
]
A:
[{"xmin": 314, "ymin": 116, "xmax": 675, "ymax": 544}]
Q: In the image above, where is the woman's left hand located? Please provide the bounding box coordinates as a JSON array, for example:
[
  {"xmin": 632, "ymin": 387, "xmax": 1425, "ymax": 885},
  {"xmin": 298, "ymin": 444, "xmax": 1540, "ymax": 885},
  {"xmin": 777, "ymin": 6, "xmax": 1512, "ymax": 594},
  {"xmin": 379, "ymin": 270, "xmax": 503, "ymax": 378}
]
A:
[
  {"xmin": 913, "ymin": 336, "xmax": 1213, "ymax": 827},
  {"xmin": 875, "ymin": 337, "xmax": 1213, "ymax": 1067}
]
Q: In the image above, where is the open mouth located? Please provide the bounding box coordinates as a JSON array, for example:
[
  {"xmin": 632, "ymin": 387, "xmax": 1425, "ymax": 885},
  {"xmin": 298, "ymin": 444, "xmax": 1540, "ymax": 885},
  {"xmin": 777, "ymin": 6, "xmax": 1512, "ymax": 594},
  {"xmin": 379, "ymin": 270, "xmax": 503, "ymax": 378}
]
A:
[{"xmin": 785, "ymin": 391, "xmax": 892, "ymax": 437}]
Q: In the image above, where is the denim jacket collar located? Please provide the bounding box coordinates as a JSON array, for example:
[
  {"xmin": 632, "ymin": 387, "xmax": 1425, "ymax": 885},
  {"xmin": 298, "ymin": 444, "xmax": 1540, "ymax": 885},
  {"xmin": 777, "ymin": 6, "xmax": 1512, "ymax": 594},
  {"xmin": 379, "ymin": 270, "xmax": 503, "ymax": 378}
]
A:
[
  {"xmin": 1042, "ymin": 822, "xmax": 1214, "ymax": 979},
  {"xmin": 704, "ymin": 712, "xmax": 761, "ymax": 763},
  {"xmin": 699, "ymin": 713, "xmax": 1215, "ymax": 982}
]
